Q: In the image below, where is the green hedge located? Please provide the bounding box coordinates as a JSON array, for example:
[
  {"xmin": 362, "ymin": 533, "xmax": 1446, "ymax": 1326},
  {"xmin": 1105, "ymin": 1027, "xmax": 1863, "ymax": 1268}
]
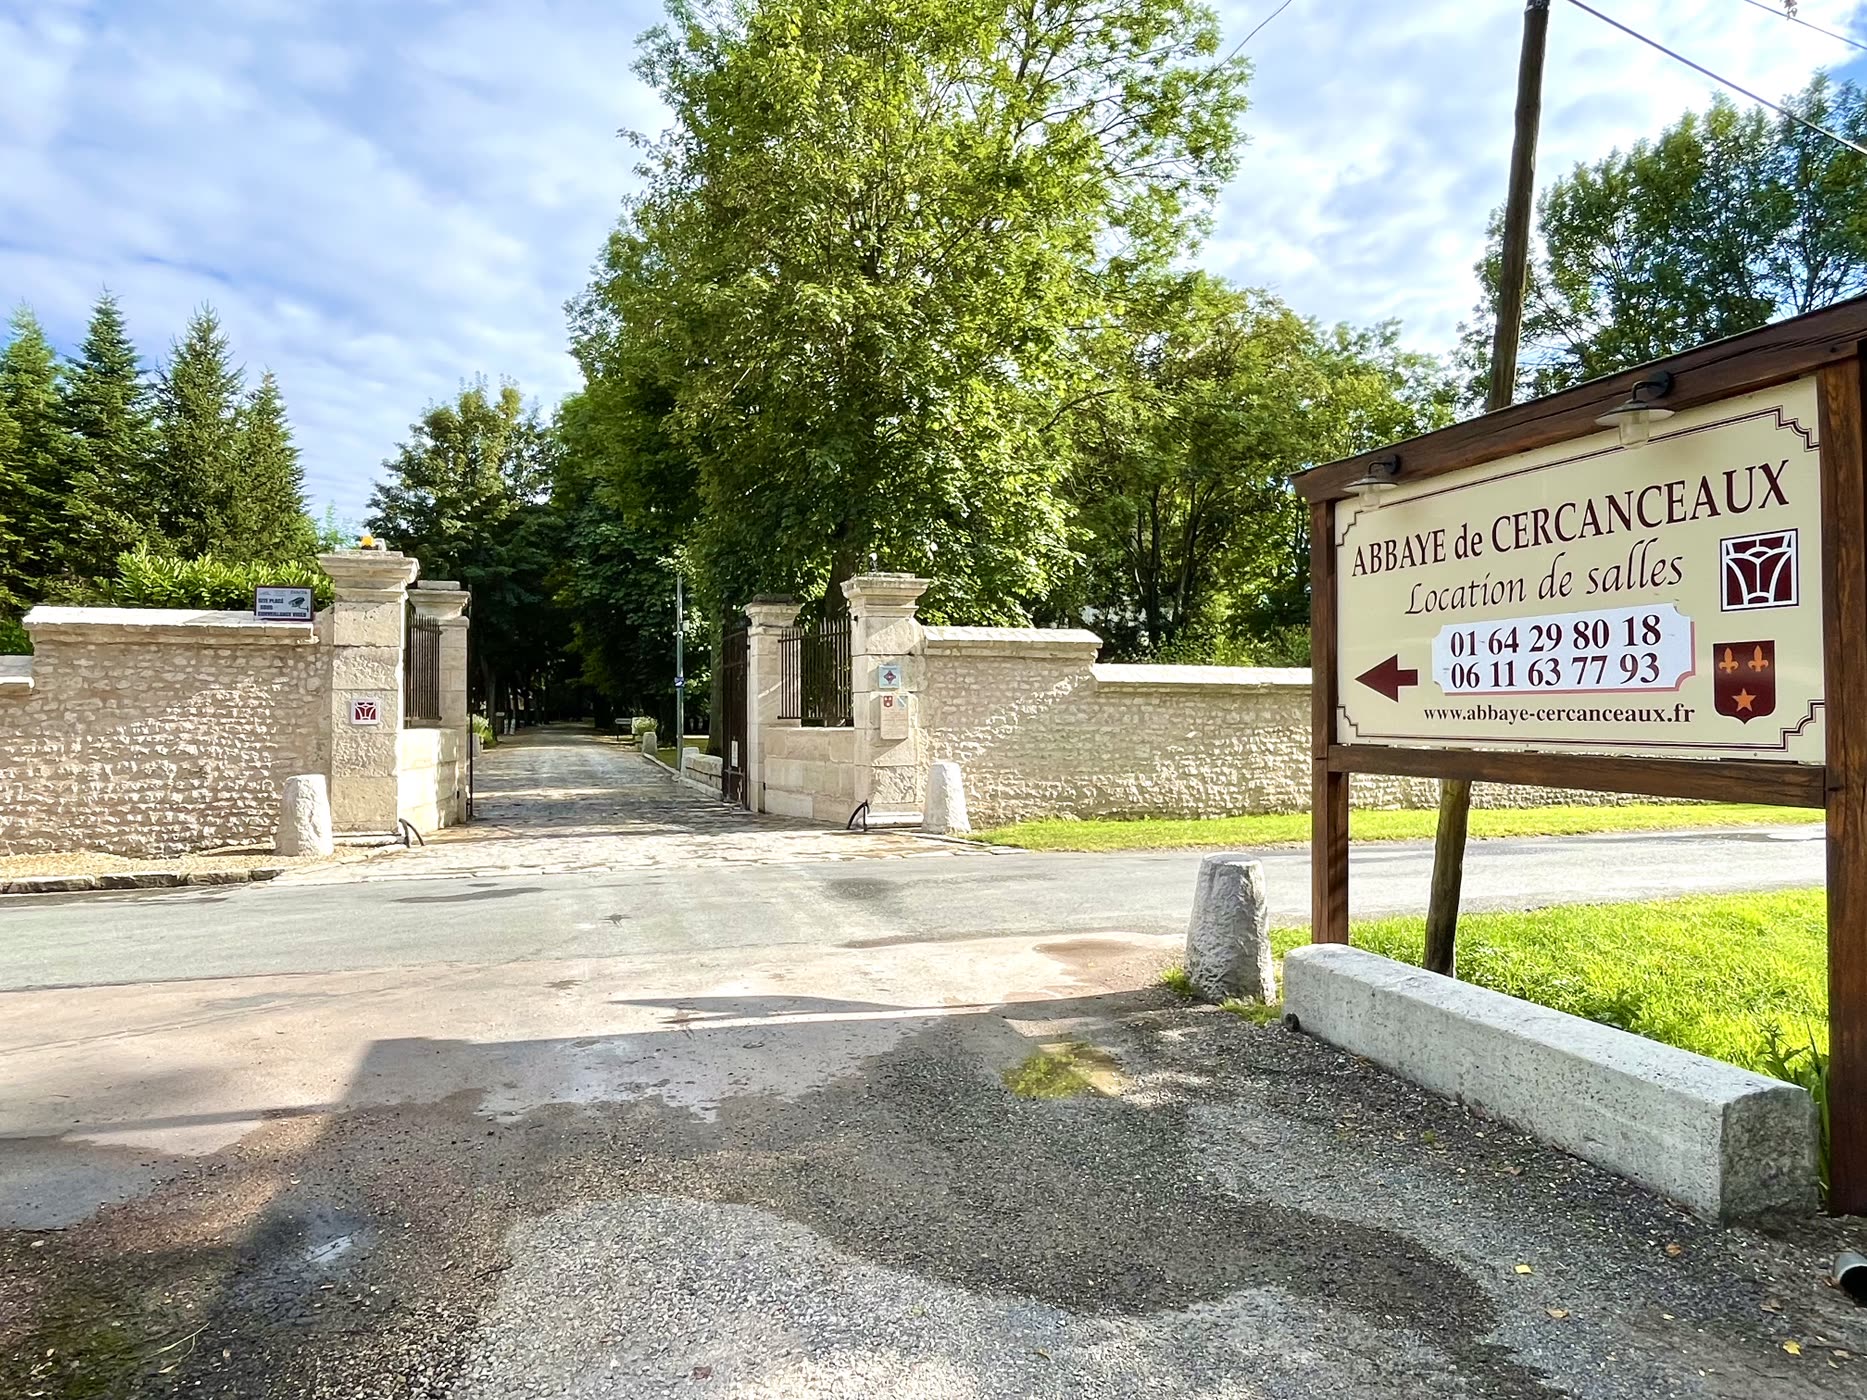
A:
[{"xmin": 99, "ymin": 548, "xmax": 335, "ymax": 612}]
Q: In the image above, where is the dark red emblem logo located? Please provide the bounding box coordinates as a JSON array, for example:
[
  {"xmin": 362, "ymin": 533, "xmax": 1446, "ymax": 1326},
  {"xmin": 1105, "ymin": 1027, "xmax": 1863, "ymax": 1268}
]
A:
[
  {"xmin": 1721, "ymin": 531, "xmax": 1799, "ymax": 611},
  {"xmin": 1712, "ymin": 641, "xmax": 1776, "ymax": 724}
]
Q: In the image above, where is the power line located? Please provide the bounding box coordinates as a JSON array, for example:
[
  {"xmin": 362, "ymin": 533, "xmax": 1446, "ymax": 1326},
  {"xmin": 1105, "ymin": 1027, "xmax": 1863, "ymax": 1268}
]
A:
[
  {"xmin": 1223, "ymin": 0, "xmax": 1298, "ymax": 65},
  {"xmin": 1736, "ymin": 0, "xmax": 1867, "ymax": 55},
  {"xmin": 1563, "ymin": 0, "xmax": 1867, "ymax": 157}
]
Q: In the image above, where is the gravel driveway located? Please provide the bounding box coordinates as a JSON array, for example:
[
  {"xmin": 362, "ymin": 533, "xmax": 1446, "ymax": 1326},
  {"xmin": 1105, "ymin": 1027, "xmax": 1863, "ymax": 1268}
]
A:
[{"xmin": 5, "ymin": 986, "xmax": 1864, "ymax": 1398}]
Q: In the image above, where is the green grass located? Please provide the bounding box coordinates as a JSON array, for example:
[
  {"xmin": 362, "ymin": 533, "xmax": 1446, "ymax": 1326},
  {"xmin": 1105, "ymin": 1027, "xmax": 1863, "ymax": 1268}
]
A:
[
  {"xmin": 1158, "ymin": 965, "xmax": 1197, "ymax": 1000},
  {"xmin": 976, "ymin": 802, "xmax": 1822, "ymax": 852},
  {"xmin": 1002, "ymin": 1045, "xmax": 1101, "ymax": 1099},
  {"xmin": 1272, "ymin": 889, "xmax": 1828, "ymax": 1075}
]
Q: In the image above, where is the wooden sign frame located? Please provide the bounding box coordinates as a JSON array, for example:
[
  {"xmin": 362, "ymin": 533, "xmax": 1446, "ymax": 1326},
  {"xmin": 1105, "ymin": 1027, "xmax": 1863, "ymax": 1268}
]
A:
[{"xmin": 1294, "ymin": 296, "xmax": 1867, "ymax": 1213}]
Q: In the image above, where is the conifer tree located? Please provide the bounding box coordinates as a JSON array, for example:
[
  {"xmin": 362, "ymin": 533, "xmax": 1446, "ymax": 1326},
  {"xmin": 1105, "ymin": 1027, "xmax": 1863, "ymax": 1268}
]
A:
[
  {"xmin": 228, "ymin": 369, "xmax": 313, "ymax": 561},
  {"xmin": 0, "ymin": 306, "xmax": 70, "ymax": 599},
  {"xmin": 59, "ymin": 291, "xmax": 158, "ymax": 579},
  {"xmin": 153, "ymin": 306, "xmax": 244, "ymax": 556},
  {"xmin": 0, "ymin": 389, "xmax": 25, "ymax": 615}
]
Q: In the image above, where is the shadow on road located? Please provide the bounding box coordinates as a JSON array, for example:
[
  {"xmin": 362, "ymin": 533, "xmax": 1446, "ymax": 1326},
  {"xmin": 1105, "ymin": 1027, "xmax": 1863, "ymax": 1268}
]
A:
[{"xmin": 2, "ymin": 989, "xmax": 1557, "ymax": 1398}]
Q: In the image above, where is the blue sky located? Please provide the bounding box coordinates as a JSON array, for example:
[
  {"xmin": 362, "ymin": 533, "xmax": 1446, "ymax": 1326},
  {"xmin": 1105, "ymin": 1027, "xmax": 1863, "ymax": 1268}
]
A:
[{"xmin": 3, "ymin": 0, "xmax": 1864, "ymax": 524}]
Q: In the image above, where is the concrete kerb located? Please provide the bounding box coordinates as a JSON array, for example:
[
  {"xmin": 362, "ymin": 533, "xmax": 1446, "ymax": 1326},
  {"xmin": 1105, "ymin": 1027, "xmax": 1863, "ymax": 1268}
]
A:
[
  {"xmin": 1283, "ymin": 944, "xmax": 1820, "ymax": 1221},
  {"xmin": 2, "ymin": 867, "xmax": 288, "ymax": 897}
]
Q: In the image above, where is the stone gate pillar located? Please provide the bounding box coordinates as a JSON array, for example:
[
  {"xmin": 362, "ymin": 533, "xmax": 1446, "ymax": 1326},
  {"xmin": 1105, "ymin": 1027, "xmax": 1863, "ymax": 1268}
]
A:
[
  {"xmin": 411, "ymin": 581, "xmax": 472, "ymax": 826},
  {"xmin": 410, "ymin": 581, "xmax": 471, "ymax": 727},
  {"xmin": 840, "ymin": 573, "xmax": 930, "ymax": 824},
  {"xmin": 743, "ymin": 596, "xmax": 801, "ymax": 812},
  {"xmin": 317, "ymin": 549, "xmax": 420, "ymax": 835}
]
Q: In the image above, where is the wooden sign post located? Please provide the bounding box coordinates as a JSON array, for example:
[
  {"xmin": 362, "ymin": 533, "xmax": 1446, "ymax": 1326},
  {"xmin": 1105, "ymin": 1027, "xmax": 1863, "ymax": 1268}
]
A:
[{"xmin": 1295, "ymin": 297, "xmax": 1867, "ymax": 1213}]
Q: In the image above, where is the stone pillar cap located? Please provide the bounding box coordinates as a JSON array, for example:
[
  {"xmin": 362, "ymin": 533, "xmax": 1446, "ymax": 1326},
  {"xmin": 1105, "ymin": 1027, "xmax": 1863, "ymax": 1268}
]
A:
[
  {"xmin": 409, "ymin": 587, "xmax": 471, "ymax": 621},
  {"xmin": 317, "ymin": 550, "xmax": 420, "ymax": 593},
  {"xmin": 745, "ymin": 597, "xmax": 803, "ymax": 627},
  {"xmin": 840, "ymin": 573, "xmax": 932, "ymax": 607}
]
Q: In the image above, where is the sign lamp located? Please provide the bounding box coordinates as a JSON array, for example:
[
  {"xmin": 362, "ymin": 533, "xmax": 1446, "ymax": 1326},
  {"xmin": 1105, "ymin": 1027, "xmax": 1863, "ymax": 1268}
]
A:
[
  {"xmin": 1595, "ymin": 370, "xmax": 1675, "ymax": 448},
  {"xmin": 1345, "ymin": 454, "xmax": 1401, "ymax": 505}
]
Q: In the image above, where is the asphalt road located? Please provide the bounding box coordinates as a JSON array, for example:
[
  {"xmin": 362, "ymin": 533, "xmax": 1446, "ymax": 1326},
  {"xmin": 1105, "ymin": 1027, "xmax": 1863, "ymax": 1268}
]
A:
[
  {"xmin": 0, "ymin": 823, "xmax": 1827, "ymax": 991},
  {"xmin": 0, "ymin": 738, "xmax": 1846, "ymax": 1400}
]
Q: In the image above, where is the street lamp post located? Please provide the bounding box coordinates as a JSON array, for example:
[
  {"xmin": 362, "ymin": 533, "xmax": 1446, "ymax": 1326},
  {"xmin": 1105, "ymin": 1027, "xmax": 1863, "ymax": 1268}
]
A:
[{"xmin": 683, "ymin": 571, "xmax": 690, "ymax": 769}]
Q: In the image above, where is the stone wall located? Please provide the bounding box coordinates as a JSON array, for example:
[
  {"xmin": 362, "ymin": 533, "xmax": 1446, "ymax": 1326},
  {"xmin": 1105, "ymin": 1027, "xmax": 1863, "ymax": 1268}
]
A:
[
  {"xmin": 740, "ymin": 579, "xmax": 1643, "ymax": 830},
  {"xmin": 761, "ymin": 726, "xmax": 859, "ymax": 824},
  {"xmin": 397, "ymin": 726, "xmax": 469, "ymax": 833},
  {"xmin": 0, "ymin": 552, "xmax": 474, "ymax": 860},
  {"xmin": 0, "ymin": 609, "xmax": 328, "ymax": 858},
  {"xmin": 681, "ymin": 749, "xmax": 724, "ymax": 798},
  {"xmin": 919, "ymin": 627, "xmax": 1639, "ymax": 828}
]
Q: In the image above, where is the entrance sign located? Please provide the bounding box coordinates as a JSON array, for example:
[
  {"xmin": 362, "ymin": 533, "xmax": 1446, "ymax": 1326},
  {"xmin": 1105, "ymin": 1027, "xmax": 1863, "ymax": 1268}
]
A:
[
  {"xmin": 254, "ymin": 585, "xmax": 315, "ymax": 622},
  {"xmin": 1294, "ymin": 297, "xmax": 1867, "ymax": 1214},
  {"xmin": 1335, "ymin": 381, "xmax": 1824, "ymax": 764}
]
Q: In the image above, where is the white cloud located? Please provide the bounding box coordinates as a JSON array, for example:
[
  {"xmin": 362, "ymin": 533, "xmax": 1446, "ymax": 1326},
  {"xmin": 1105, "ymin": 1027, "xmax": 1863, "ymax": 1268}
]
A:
[
  {"xmin": 1209, "ymin": 0, "xmax": 1867, "ymax": 346},
  {"xmin": 1, "ymin": 0, "xmax": 1863, "ymax": 521},
  {"xmin": 0, "ymin": 0, "xmax": 661, "ymax": 520}
]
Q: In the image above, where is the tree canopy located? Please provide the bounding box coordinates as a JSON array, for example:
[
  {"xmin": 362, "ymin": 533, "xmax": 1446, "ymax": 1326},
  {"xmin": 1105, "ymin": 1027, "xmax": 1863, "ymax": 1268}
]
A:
[
  {"xmin": 570, "ymin": 0, "xmax": 1253, "ymax": 626},
  {"xmin": 1461, "ymin": 77, "xmax": 1867, "ymax": 401},
  {"xmin": 1052, "ymin": 274, "xmax": 1454, "ymax": 662},
  {"xmin": 366, "ymin": 382, "xmax": 570, "ymax": 714},
  {"xmin": 0, "ymin": 293, "xmax": 321, "ymax": 639}
]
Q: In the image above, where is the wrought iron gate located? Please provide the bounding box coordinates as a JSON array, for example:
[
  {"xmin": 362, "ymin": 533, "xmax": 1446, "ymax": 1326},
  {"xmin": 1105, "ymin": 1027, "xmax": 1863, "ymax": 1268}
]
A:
[{"xmin": 719, "ymin": 623, "xmax": 749, "ymax": 808}]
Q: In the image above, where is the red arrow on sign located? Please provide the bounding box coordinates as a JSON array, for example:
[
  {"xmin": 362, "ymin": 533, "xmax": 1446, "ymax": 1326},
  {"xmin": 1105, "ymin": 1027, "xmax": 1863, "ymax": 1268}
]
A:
[{"xmin": 1356, "ymin": 654, "xmax": 1419, "ymax": 701}]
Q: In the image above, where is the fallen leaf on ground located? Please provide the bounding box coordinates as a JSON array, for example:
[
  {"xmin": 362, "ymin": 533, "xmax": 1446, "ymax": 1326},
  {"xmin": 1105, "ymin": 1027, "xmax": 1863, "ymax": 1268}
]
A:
[
  {"xmin": 1514, "ymin": 1264, "xmax": 1534, "ymax": 1275},
  {"xmin": 1665, "ymin": 1243, "xmax": 1683, "ymax": 1257},
  {"xmin": 1546, "ymin": 1308, "xmax": 1569, "ymax": 1319},
  {"xmin": 1762, "ymin": 1299, "xmax": 1784, "ymax": 1313},
  {"xmin": 1785, "ymin": 1341, "xmax": 1803, "ymax": 1356}
]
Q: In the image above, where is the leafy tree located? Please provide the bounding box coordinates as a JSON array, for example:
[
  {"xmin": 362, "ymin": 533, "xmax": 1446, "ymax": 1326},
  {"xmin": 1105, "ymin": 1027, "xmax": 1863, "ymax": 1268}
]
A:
[
  {"xmin": 310, "ymin": 503, "xmax": 363, "ymax": 553},
  {"xmin": 572, "ymin": 0, "xmax": 1252, "ymax": 624},
  {"xmin": 366, "ymin": 381, "xmax": 570, "ymax": 715},
  {"xmin": 154, "ymin": 306, "xmax": 246, "ymax": 556},
  {"xmin": 58, "ymin": 290, "xmax": 159, "ymax": 580},
  {"xmin": 1461, "ymin": 79, "xmax": 1867, "ymax": 400},
  {"xmin": 553, "ymin": 388, "xmax": 697, "ymax": 729},
  {"xmin": 0, "ymin": 306, "xmax": 69, "ymax": 602},
  {"xmin": 228, "ymin": 369, "xmax": 314, "ymax": 562},
  {"xmin": 1056, "ymin": 275, "xmax": 1455, "ymax": 661}
]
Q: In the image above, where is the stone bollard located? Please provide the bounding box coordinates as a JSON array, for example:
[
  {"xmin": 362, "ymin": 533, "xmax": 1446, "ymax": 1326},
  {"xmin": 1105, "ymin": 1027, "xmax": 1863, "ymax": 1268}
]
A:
[
  {"xmin": 276, "ymin": 775, "xmax": 334, "ymax": 857},
  {"xmin": 924, "ymin": 761, "xmax": 971, "ymax": 834},
  {"xmin": 640, "ymin": 728, "xmax": 657, "ymax": 761},
  {"xmin": 1184, "ymin": 854, "xmax": 1274, "ymax": 1003}
]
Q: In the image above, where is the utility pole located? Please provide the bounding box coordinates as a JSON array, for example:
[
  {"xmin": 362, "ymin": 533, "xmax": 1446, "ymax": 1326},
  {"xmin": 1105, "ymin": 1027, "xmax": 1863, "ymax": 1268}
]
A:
[
  {"xmin": 674, "ymin": 571, "xmax": 686, "ymax": 760},
  {"xmin": 1424, "ymin": 0, "xmax": 1549, "ymax": 978}
]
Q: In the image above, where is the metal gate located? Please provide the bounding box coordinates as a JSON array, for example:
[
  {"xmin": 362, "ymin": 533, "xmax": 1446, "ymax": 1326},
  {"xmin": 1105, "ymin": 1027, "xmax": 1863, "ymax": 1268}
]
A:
[{"xmin": 719, "ymin": 623, "xmax": 749, "ymax": 808}]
